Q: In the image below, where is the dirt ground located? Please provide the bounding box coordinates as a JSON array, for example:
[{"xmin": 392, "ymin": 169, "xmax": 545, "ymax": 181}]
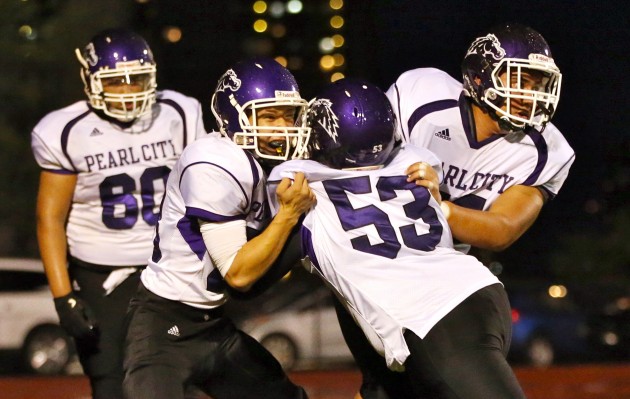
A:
[{"xmin": 1, "ymin": 363, "xmax": 630, "ymax": 399}]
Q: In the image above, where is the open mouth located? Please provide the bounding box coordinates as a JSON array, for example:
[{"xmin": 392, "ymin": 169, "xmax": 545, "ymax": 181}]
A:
[{"xmin": 268, "ymin": 140, "xmax": 287, "ymax": 155}]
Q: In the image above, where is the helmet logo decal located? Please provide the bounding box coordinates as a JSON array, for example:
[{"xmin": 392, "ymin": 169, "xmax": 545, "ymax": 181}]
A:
[
  {"xmin": 311, "ymin": 98, "xmax": 339, "ymax": 143},
  {"xmin": 84, "ymin": 43, "xmax": 98, "ymax": 67},
  {"xmin": 465, "ymin": 34, "xmax": 506, "ymax": 61},
  {"xmin": 216, "ymin": 69, "xmax": 241, "ymax": 93}
]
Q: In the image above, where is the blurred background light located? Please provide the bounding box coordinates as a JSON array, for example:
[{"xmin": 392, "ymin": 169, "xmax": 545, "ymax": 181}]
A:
[
  {"xmin": 253, "ymin": 19, "xmax": 268, "ymax": 33},
  {"xmin": 287, "ymin": 0, "xmax": 303, "ymax": 14},
  {"xmin": 253, "ymin": 1, "xmax": 267, "ymax": 14},
  {"xmin": 330, "ymin": 15, "xmax": 344, "ymax": 29},
  {"xmin": 329, "ymin": 0, "xmax": 343, "ymax": 10},
  {"xmin": 269, "ymin": 1, "xmax": 285, "ymax": 18},
  {"xmin": 318, "ymin": 37, "xmax": 335, "ymax": 53},
  {"xmin": 162, "ymin": 26, "xmax": 182, "ymax": 43}
]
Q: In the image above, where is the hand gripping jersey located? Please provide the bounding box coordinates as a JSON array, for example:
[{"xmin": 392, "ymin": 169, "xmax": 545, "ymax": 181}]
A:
[
  {"xmin": 268, "ymin": 145, "xmax": 500, "ymax": 369},
  {"xmin": 386, "ymin": 68, "xmax": 575, "ymax": 211},
  {"xmin": 141, "ymin": 134, "xmax": 268, "ymax": 309},
  {"xmin": 31, "ymin": 90, "xmax": 206, "ymax": 266}
]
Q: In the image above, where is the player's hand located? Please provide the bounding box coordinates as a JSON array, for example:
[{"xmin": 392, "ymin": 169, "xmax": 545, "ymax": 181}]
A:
[
  {"xmin": 53, "ymin": 292, "xmax": 98, "ymax": 340},
  {"xmin": 275, "ymin": 172, "xmax": 316, "ymax": 221},
  {"xmin": 406, "ymin": 162, "xmax": 441, "ymax": 203}
]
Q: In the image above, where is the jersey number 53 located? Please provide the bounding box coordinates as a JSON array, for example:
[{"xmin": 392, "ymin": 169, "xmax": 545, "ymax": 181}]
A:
[{"xmin": 322, "ymin": 175, "xmax": 443, "ymax": 259}]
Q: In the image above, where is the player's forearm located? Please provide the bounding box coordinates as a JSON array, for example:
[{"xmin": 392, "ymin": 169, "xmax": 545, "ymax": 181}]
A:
[
  {"xmin": 226, "ymin": 211, "xmax": 300, "ymax": 291},
  {"xmin": 445, "ymin": 202, "xmax": 528, "ymax": 251},
  {"xmin": 36, "ymin": 218, "xmax": 72, "ymax": 298}
]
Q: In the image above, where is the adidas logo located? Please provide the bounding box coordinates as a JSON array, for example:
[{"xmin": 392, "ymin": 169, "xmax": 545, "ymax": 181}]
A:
[
  {"xmin": 434, "ymin": 128, "xmax": 451, "ymax": 141},
  {"xmin": 167, "ymin": 325, "xmax": 180, "ymax": 337},
  {"xmin": 90, "ymin": 128, "xmax": 103, "ymax": 136}
]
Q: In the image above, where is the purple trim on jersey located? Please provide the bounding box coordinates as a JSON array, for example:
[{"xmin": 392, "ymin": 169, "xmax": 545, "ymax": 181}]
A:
[
  {"xmin": 459, "ymin": 94, "xmax": 502, "ymax": 149},
  {"xmin": 206, "ymin": 268, "xmax": 226, "ymax": 293},
  {"xmin": 538, "ymin": 185, "xmax": 555, "ymax": 201},
  {"xmin": 179, "ymin": 161, "xmax": 251, "ymax": 209},
  {"xmin": 406, "ymin": 99, "xmax": 458, "ymax": 140},
  {"xmin": 243, "ymin": 150, "xmax": 261, "ymax": 197},
  {"xmin": 392, "ymin": 83, "xmax": 405, "ymax": 140},
  {"xmin": 61, "ymin": 108, "xmax": 92, "ymax": 172},
  {"xmin": 522, "ymin": 128, "xmax": 549, "ymax": 186},
  {"xmin": 185, "ymin": 206, "xmax": 245, "ymax": 223},
  {"xmin": 301, "ymin": 227, "xmax": 322, "ymax": 273},
  {"xmin": 176, "ymin": 215, "xmax": 206, "ymax": 261},
  {"xmin": 158, "ymin": 98, "xmax": 189, "ymax": 148}
]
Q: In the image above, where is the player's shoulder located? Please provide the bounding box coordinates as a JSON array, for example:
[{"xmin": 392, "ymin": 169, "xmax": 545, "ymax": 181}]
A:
[
  {"xmin": 180, "ymin": 134, "xmax": 249, "ymax": 166},
  {"xmin": 395, "ymin": 68, "xmax": 460, "ymax": 91},
  {"xmin": 397, "ymin": 143, "xmax": 441, "ymax": 167},
  {"xmin": 540, "ymin": 122, "xmax": 575, "ymax": 161},
  {"xmin": 32, "ymin": 101, "xmax": 92, "ymax": 136},
  {"xmin": 390, "ymin": 68, "xmax": 462, "ymax": 105}
]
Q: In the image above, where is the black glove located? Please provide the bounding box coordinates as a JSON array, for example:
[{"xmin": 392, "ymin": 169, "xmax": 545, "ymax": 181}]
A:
[{"xmin": 53, "ymin": 292, "xmax": 98, "ymax": 339}]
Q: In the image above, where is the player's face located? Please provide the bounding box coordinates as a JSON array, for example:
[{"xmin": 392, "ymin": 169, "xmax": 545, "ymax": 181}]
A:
[
  {"xmin": 498, "ymin": 69, "xmax": 548, "ymax": 119},
  {"xmin": 249, "ymin": 105, "xmax": 297, "ymax": 157},
  {"xmin": 102, "ymin": 74, "xmax": 151, "ymax": 111}
]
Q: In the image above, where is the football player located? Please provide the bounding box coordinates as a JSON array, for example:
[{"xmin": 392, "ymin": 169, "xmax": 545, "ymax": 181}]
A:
[
  {"xmin": 341, "ymin": 23, "xmax": 576, "ymax": 398},
  {"xmin": 268, "ymin": 78, "xmax": 526, "ymax": 398},
  {"xmin": 122, "ymin": 57, "xmax": 314, "ymax": 399},
  {"xmin": 31, "ymin": 28, "xmax": 206, "ymax": 398}
]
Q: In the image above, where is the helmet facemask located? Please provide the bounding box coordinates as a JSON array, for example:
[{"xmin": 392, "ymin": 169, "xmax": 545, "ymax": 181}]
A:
[
  {"xmin": 216, "ymin": 94, "xmax": 311, "ymax": 162},
  {"xmin": 77, "ymin": 49, "xmax": 157, "ymax": 122},
  {"xmin": 483, "ymin": 56, "xmax": 561, "ymax": 131}
]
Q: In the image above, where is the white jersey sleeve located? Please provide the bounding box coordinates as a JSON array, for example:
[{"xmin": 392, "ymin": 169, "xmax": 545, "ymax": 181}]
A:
[
  {"xmin": 30, "ymin": 90, "xmax": 205, "ymax": 266},
  {"xmin": 269, "ymin": 145, "xmax": 499, "ymax": 369},
  {"xmin": 141, "ymin": 135, "xmax": 269, "ymax": 309}
]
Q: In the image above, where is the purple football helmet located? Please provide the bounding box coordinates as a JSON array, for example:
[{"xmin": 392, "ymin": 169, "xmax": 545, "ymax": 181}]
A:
[
  {"xmin": 462, "ymin": 23, "xmax": 562, "ymax": 131},
  {"xmin": 76, "ymin": 28, "xmax": 157, "ymax": 122},
  {"xmin": 308, "ymin": 78, "xmax": 396, "ymax": 169},
  {"xmin": 211, "ymin": 57, "xmax": 310, "ymax": 162}
]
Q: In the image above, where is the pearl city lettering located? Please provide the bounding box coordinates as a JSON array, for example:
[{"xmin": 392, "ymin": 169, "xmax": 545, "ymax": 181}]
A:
[{"xmin": 84, "ymin": 140, "xmax": 177, "ymax": 172}]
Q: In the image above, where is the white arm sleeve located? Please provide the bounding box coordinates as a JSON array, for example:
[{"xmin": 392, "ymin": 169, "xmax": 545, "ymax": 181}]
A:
[{"xmin": 199, "ymin": 219, "xmax": 247, "ymax": 277}]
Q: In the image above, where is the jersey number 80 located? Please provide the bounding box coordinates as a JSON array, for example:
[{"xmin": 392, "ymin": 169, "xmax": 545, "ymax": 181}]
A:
[{"xmin": 99, "ymin": 166, "xmax": 170, "ymax": 229}]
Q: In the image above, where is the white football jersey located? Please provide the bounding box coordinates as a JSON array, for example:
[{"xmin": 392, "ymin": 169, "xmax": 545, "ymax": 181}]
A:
[
  {"xmin": 268, "ymin": 145, "xmax": 500, "ymax": 369},
  {"xmin": 386, "ymin": 68, "xmax": 575, "ymax": 211},
  {"xmin": 141, "ymin": 134, "xmax": 268, "ymax": 309},
  {"xmin": 31, "ymin": 90, "xmax": 206, "ymax": 266}
]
